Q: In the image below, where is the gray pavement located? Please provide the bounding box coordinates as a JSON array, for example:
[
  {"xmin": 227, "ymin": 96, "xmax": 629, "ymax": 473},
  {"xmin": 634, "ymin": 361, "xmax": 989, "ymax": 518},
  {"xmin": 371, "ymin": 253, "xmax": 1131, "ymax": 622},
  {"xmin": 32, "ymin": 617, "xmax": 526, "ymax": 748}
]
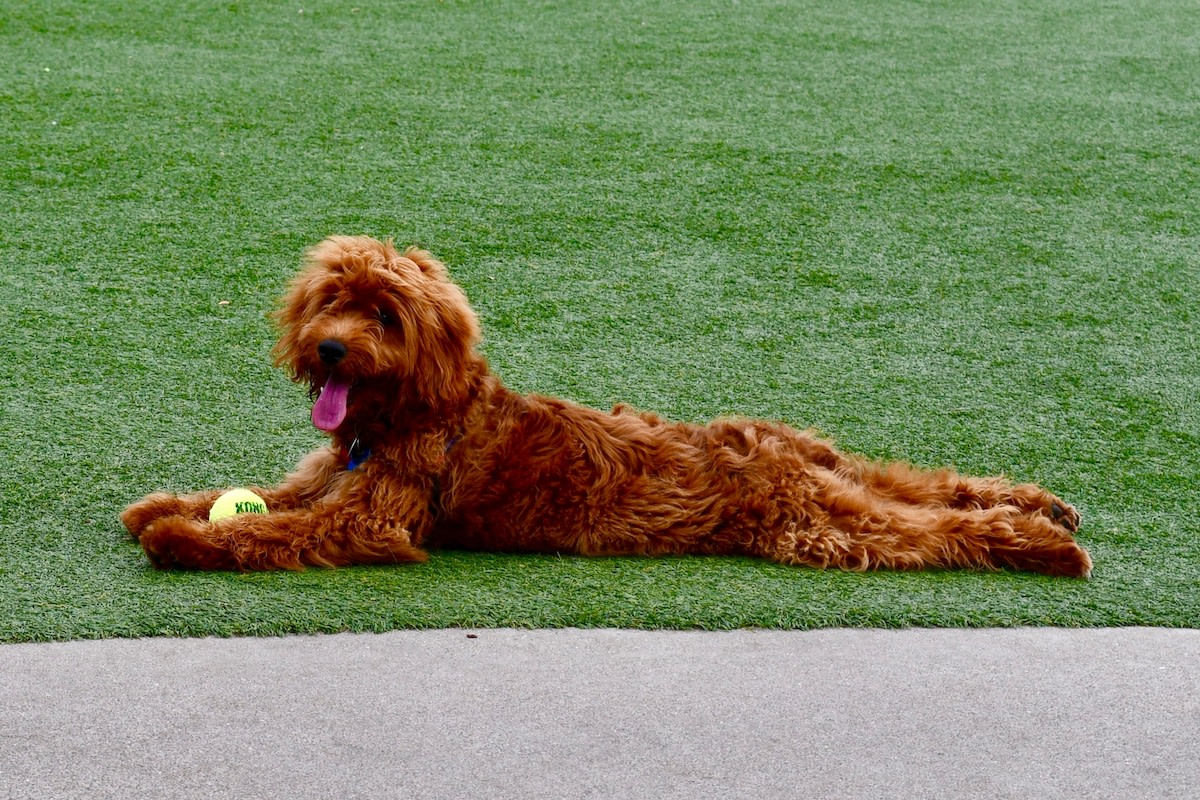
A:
[{"xmin": 3, "ymin": 628, "xmax": 1199, "ymax": 799}]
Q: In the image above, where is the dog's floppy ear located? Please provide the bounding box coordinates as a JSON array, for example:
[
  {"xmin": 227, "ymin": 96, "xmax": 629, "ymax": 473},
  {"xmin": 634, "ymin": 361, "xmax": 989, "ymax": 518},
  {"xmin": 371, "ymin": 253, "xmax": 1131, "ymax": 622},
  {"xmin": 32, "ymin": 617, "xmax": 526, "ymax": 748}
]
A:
[
  {"xmin": 271, "ymin": 259, "xmax": 329, "ymax": 375},
  {"xmin": 409, "ymin": 277, "xmax": 483, "ymax": 407}
]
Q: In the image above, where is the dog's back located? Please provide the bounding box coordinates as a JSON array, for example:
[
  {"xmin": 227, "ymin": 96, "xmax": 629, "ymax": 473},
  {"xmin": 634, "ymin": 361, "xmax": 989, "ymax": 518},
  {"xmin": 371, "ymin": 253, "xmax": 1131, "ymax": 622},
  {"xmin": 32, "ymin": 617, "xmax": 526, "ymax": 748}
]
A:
[{"xmin": 429, "ymin": 386, "xmax": 842, "ymax": 559}]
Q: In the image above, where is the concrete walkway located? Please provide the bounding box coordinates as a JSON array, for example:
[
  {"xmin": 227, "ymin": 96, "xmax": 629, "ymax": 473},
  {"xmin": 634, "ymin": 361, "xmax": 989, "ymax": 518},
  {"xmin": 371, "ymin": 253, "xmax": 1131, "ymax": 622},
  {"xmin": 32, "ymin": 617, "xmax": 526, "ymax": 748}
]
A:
[{"xmin": 4, "ymin": 628, "xmax": 1199, "ymax": 799}]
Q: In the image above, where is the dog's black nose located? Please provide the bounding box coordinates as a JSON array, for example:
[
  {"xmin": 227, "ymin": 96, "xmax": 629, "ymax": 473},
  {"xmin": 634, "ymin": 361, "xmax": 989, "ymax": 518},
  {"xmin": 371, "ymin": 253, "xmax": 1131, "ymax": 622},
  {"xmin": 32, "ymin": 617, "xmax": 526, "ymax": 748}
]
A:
[{"xmin": 317, "ymin": 339, "xmax": 347, "ymax": 365}]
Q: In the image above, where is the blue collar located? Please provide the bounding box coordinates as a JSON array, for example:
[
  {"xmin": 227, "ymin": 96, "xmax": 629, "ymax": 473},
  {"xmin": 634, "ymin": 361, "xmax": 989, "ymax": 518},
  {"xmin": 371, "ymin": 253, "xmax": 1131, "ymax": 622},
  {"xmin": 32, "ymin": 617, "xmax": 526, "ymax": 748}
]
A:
[
  {"xmin": 344, "ymin": 431, "xmax": 459, "ymax": 472},
  {"xmin": 346, "ymin": 438, "xmax": 371, "ymax": 471}
]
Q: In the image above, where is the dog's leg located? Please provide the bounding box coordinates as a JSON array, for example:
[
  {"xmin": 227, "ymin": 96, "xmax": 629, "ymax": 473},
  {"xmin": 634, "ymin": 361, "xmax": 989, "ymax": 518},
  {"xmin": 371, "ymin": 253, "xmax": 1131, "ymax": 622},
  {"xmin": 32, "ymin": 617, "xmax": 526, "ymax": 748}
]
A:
[
  {"xmin": 134, "ymin": 467, "xmax": 434, "ymax": 570},
  {"xmin": 854, "ymin": 460, "xmax": 1081, "ymax": 531},
  {"xmin": 761, "ymin": 504, "xmax": 1092, "ymax": 577},
  {"xmin": 137, "ymin": 503, "xmax": 429, "ymax": 571},
  {"xmin": 247, "ymin": 448, "xmax": 345, "ymax": 513},
  {"xmin": 708, "ymin": 422, "xmax": 1080, "ymax": 532},
  {"xmin": 755, "ymin": 472, "xmax": 1092, "ymax": 578},
  {"xmin": 1002, "ymin": 482, "xmax": 1082, "ymax": 531},
  {"xmin": 984, "ymin": 511, "xmax": 1094, "ymax": 577},
  {"xmin": 121, "ymin": 449, "xmax": 342, "ymax": 541},
  {"xmin": 120, "ymin": 490, "xmax": 224, "ymax": 539}
]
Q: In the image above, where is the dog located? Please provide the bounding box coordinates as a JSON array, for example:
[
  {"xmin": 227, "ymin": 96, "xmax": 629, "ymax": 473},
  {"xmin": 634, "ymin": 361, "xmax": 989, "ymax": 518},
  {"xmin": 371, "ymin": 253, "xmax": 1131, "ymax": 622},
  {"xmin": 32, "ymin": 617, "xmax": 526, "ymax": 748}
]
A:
[{"xmin": 122, "ymin": 236, "xmax": 1092, "ymax": 577}]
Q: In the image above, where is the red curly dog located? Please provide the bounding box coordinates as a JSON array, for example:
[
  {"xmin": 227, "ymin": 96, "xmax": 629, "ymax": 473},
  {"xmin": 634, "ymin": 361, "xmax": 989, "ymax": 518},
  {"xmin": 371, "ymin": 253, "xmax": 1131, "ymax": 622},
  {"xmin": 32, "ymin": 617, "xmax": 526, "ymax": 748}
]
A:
[{"xmin": 122, "ymin": 236, "xmax": 1092, "ymax": 577}]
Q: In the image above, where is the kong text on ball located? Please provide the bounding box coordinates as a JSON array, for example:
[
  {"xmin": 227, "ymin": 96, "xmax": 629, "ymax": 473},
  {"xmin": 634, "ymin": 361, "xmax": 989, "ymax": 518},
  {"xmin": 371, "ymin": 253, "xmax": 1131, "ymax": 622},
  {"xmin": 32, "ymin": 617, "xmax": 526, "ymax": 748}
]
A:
[{"xmin": 208, "ymin": 489, "xmax": 268, "ymax": 522}]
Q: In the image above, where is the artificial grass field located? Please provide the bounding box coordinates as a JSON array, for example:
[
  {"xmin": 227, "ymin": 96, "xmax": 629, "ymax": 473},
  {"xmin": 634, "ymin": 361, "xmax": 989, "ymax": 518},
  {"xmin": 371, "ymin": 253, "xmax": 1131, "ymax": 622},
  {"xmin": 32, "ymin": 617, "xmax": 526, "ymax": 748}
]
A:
[{"xmin": 2, "ymin": 0, "xmax": 1198, "ymax": 640}]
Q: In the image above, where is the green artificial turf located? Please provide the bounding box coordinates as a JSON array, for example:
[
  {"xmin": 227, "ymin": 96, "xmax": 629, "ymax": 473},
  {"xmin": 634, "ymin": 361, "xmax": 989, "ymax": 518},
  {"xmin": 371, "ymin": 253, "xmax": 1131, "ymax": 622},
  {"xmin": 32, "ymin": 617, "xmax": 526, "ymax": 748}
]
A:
[{"xmin": 2, "ymin": 0, "xmax": 1198, "ymax": 640}]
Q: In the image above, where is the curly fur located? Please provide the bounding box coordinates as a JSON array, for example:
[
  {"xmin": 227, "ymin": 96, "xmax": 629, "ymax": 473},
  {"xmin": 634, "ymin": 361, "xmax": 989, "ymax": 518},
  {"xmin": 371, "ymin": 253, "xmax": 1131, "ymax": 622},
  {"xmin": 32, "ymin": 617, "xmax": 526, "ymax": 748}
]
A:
[{"xmin": 122, "ymin": 236, "xmax": 1092, "ymax": 577}]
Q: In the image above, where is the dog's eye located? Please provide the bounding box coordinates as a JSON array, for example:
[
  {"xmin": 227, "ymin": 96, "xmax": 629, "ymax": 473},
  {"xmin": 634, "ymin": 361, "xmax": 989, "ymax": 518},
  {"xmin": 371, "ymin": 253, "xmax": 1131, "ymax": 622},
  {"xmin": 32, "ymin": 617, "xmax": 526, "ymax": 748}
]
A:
[{"xmin": 377, "ymin": 308, "xmax": 395, "ymax": 326}]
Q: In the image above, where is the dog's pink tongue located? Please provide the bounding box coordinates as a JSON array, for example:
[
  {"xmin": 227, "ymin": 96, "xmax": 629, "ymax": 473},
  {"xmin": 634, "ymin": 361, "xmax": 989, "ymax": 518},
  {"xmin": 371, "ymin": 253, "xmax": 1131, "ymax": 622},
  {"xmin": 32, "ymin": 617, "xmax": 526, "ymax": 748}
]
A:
[{"xmin": 312, "ymin": 376, "xmax": 350, "ymax": 432}]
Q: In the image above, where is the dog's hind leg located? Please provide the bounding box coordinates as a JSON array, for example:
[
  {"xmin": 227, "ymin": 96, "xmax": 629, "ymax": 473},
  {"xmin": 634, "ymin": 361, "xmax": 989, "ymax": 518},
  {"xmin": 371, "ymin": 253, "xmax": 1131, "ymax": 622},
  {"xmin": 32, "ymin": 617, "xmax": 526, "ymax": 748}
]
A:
[
  {"xmin": 753, "ymin": 475, "xmax": 1092, "ymax": 578},
  {"xmin": 852, "ymin": 460, "xmax": 1081, "ymax": 532}
]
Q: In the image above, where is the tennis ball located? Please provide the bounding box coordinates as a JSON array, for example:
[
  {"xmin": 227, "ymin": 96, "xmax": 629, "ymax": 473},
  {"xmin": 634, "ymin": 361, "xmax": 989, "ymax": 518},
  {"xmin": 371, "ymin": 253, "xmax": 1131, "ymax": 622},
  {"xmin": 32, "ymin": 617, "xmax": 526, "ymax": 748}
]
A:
[{"xmin": 209, "ymin": 488, "xmax": 268, "ymax": 522}]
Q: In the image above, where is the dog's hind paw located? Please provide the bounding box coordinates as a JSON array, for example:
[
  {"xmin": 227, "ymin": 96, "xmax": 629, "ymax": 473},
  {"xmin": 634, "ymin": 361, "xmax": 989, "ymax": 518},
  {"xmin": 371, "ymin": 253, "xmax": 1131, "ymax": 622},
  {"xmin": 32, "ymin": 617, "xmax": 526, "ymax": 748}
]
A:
[
  {"xmin": 1050, "ymin": 500, "xmax": 1081, "ymax": 533},
  {"xmin": 1007, "ymin": 484, "xmax": 1081, "ymax": 533}
]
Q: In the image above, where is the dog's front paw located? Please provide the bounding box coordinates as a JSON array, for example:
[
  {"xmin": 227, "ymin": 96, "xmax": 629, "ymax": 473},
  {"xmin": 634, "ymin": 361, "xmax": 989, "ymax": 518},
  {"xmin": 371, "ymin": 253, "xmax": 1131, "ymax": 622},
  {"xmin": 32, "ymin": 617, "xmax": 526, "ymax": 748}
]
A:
[
  {"xmin": 139, "ymin": 516, "xmax": 237, "ymax": 570},
  {"xmin": 121, "ymin": 493, "xmax": 187, "ymax": 540}
]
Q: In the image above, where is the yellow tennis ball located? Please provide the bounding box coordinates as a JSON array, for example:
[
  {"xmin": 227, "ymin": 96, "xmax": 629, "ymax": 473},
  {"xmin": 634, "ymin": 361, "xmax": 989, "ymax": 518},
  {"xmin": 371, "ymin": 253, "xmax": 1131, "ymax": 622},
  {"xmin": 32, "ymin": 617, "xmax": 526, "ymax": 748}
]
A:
[{"xmin": 208, "ymin": 489, "xmax": 268, "ymax": 522}]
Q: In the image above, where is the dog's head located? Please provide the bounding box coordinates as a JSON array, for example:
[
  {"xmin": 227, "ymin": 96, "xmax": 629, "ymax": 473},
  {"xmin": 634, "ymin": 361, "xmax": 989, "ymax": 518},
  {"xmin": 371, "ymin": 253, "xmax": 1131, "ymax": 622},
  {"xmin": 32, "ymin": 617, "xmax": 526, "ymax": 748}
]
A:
[{"xmin": 272, "ymin": 236, "xmax": 482, "ymax": 435}]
